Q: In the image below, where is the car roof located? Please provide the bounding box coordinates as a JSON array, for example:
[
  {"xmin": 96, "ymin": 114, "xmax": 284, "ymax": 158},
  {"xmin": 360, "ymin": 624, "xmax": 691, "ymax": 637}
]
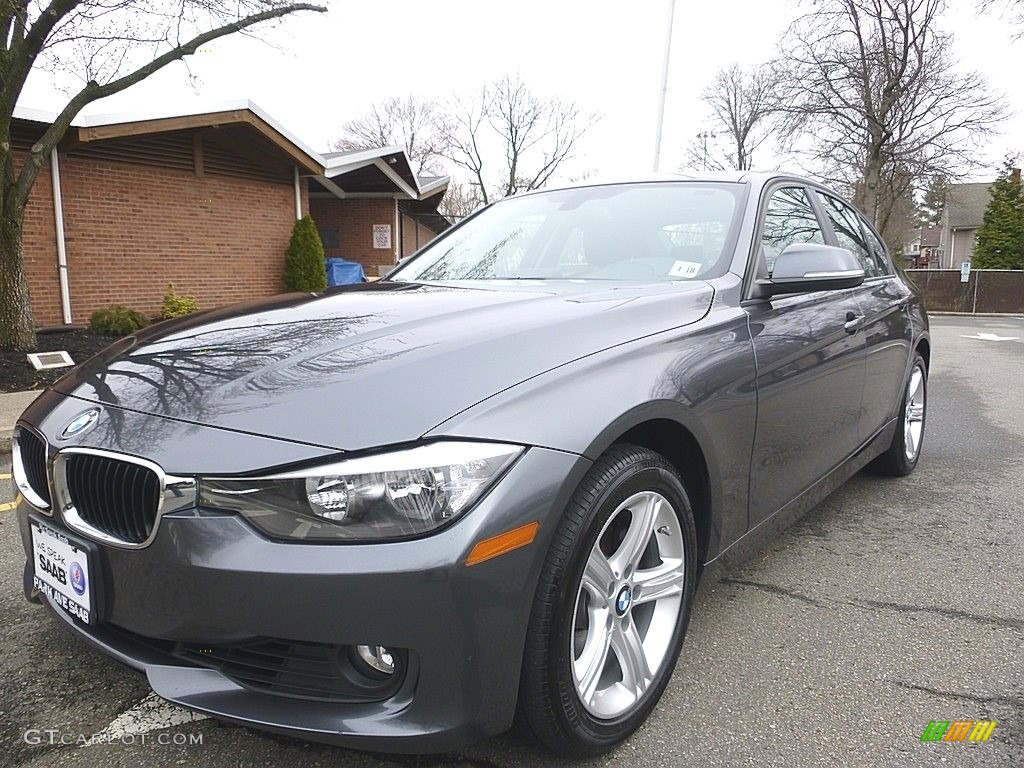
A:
[{"xmin": 519, "ymin": 170, "xmax": 821, "ymax": 197}]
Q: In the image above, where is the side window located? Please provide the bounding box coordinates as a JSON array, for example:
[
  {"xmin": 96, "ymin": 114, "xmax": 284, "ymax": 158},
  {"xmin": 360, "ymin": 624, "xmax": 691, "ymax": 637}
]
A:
[
  {"xmin": 861, "ymin": 220, "xmax": 894, "ymax": 275},
  {"xmin": 760, "ymin": 187, "xmax": 826, "ymax": 273},
  {"xmin": 821, "ymin": 195, "xmax": 881, "ymax": 278}
]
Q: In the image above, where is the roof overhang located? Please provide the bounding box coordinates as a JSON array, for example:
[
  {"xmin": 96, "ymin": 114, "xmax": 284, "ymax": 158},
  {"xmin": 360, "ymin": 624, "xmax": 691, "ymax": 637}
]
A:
[
  {"xmin": 417, "ymin": 176, "xmax": 449, "ymax": 197},
  {"xmin": 14, "ymin": 100, "xmax": 325, "ymax": 175},
  {"xmin": 14, "ymin": 100, "xmax": 451, "ymax": 201},
  {"xmin": 314, "ymin": 147, "xmax": 449, "ymax": 202},
  {"xmin": 75, "ymin": 109, "xmax": 323, "ymax": 175},
  {"xmin": 400, "ymin": 188, "xmax": 452, "ymax": 235}
]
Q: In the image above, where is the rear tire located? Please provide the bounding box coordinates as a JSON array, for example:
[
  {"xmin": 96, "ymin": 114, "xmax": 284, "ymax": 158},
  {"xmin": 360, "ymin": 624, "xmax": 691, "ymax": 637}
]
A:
[
  {"xmin": 870, "ymin": 353, "xmax": 927, "ymax": 477},
  {"xmin": 516, "ymin": 444, "xmax": 697, "ymax": 757}
]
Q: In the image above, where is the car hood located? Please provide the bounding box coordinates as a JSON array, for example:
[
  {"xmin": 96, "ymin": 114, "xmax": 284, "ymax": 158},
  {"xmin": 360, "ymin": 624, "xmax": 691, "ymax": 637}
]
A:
[{"xmin": 53, "ymin": 280, "xmax": 713, "ymax": 452}]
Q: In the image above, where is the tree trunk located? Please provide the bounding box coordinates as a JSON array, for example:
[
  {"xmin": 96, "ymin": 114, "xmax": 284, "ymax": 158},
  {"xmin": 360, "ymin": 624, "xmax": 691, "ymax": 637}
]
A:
[
  {"xmin": 860, "ymin": 126, "xmax": 885, "ymax": 226},
  {"xmin": 0, "ymin": 188, "xmax": 38, "ymax": 351},
  {"xmin": 862, "ymin": 155, "xmax": 882, "ymax": 227}
]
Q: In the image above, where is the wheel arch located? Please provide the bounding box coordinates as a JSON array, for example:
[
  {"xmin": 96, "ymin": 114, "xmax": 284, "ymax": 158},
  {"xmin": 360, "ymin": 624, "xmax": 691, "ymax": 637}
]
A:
[
  {"xmin": 916, "ymin": 336, "xmax": 931, "ymax": 369},
  {"xmin": 583, "ymin": 410, "xmax": 716, "ymax": 572}
]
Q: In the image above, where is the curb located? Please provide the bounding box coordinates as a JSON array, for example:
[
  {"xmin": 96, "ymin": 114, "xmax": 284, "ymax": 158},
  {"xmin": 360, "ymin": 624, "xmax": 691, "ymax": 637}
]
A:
[{"xmin": 928, "ymin": 311, "xmax": 1024, "ymax": 317}]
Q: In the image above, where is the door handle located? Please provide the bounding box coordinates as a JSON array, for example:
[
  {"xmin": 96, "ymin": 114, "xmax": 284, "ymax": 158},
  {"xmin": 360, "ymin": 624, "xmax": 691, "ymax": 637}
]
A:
[{"xmin": 844, "ymin": 312, "xmax": 865, "ymax": 334}]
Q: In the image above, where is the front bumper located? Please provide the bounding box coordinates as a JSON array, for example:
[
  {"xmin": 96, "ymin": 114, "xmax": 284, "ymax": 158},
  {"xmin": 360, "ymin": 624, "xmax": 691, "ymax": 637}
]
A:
[{"xmin": 17, "ymin": 445, "xmax": 589, "ymax": 753}]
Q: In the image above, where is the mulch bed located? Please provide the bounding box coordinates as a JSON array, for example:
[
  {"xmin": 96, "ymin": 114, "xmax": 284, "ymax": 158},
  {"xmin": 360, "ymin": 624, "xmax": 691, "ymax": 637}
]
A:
[{"xmin": 0, "ymin": 329, "xmax": 114, "ymax": 393}]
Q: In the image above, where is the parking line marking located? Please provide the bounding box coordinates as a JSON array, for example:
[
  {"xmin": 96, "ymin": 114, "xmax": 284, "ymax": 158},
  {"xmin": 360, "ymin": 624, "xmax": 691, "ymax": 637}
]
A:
[
  {"xmin": 0, "ymin": 473, "xmax": 11, "ymax": 480},
  {"xmin": 0, "ymin": 494, "xmax": 20, "ymax": 512},
  {"xmin": 82, "ymin": 692, "xmax": 208, "ymax": 747}
]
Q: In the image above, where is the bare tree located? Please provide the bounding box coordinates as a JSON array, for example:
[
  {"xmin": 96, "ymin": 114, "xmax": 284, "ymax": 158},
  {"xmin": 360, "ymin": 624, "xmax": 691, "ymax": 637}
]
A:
[
  {"xmin": 875, "ymin": 163, "xmax": 920, "ymax": 254},
  {"xmin": 0, "ymin": 1, "xmax": 326, "ymax": 351},
  {"xmin": 336, "ymin": 76, "xmax": 596, "ymax": 215},
  {"xmin": 777, "ymin": 0, "xmax": 1005, "ymax": 245},
  {"xmin": 699, "ymin": 63, "xmax": 780, "ymax": 171},
  {"xmin": 334, "ymin": 95, "xmax": 447, "ymax": 176},
  {"xmin": 439, "ymin": 86, "xmax": 491, "ymax": 203},
  {"xmin": 488, "ymin": 75, "xmax": 594, "ymax": 198},
  {"xmin": 437, "ymin": 179, "xmax": 483, "ymax": 222},
  {"xmin": 681, "ymin": 131, "xmax": 728, "ymax": 173},
  {"xmin": 441, "ymin": 75, "xmax": 597, "ymax": 205},
  {"xmin": 980, "ymin": 0, "xmax": 1024, "ymax": 36}
]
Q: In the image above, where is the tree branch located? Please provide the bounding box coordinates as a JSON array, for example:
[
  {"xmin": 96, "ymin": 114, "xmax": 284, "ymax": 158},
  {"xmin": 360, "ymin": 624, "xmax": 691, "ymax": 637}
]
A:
[
  {"xmin": 2, "ymin": 0, "xmax": 79, "ymax": 106},
  {"xmin": 0, "ymin": 0, "xmax": 28, "ymax": 52},
  {"xmin": 13, "ymin": 2, "xmax": 325, "ymax": 206}
]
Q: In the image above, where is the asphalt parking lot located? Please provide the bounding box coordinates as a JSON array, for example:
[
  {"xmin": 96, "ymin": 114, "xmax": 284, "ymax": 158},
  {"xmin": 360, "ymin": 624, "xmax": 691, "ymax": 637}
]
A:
[{"xmin": 1, "ymin": 314, "xmax": 1021, "ymax": 768}]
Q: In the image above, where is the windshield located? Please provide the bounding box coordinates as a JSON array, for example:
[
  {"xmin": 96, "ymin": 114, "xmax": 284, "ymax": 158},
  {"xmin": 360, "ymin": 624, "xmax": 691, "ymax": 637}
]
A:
[{"xmin": 389, "ymin": 182, "xmax": 744, "ymax": 283}]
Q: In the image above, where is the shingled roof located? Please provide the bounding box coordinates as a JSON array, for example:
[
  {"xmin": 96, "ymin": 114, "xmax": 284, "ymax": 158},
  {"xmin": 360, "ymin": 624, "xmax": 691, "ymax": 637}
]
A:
[{"xmin": 944, "ymin": 182, "xmax": 991, "ymax": 229}]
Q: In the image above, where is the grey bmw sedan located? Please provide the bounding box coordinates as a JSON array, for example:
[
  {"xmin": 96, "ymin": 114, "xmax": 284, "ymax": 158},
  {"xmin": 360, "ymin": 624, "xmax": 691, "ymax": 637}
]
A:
[{"xmin": 13, "ymin": 172, "xmax": 929, "ymax": 756}]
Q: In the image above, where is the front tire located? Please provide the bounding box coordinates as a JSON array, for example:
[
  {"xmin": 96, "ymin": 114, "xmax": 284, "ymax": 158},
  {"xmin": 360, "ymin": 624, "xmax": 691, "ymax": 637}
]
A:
[
  {"xmin": 516, "ymin": 445, "xmax": 697, "ymax": 757},
  {"xmin": 870, "ymin": 353, "xmax": 927, "ymax": 476}
]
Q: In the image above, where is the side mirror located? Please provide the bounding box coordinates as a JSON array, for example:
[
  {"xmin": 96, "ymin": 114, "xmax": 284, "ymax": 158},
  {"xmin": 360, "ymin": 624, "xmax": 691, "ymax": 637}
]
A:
[{"xmin": 759, "ymin": 243, "xmax": 865, "ymax": 296}]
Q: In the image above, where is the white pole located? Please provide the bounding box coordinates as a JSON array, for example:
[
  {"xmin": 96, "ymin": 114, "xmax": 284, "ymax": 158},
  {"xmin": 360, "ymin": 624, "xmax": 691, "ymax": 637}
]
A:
[
  {"xmin": 972, "ymin": 267, "xmax": 979, "ymax": 314},
  {"xmin": 293, "ymin": 166, "xmax": 302, "ymax": 219},
  {"xmin": 652, "ymin": 0, "xmax": 677, "ymax": 172},
  {"xmin": 50, "ymin": 149, "xmax": 72, "ymax": 325}
]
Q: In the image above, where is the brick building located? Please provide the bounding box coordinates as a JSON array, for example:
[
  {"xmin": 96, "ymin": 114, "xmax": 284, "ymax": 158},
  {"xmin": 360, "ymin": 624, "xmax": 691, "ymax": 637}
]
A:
[
  {"xmin": 15, "ymin": 102, "xmax": 449, "ymax": 327},
  {"xmin": 310, "ymin": 148, "xmax": 450, "ymax": 278}
]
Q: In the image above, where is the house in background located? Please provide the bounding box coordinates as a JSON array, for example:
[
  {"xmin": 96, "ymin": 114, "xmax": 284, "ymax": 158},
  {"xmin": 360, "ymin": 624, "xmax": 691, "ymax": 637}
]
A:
[
  {"xmin": 904, "ymin": 225, "xmax": 942, "ymax": 268},
  {"xmin": 15, "ymin": 101, "xmax": 449, "ymax": 328},
  {"xmin": 939, "ymin": 182, "xmax": 991, "ymax": 269}
]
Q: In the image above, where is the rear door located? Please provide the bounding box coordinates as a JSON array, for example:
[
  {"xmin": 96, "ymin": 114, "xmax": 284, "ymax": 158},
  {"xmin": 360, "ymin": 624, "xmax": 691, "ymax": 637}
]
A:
[
  {"xmin": 745, "ymin": 185, "xmax": 867, "ymax": 528},
  {"xmin": 814, "ymin": 193, "xmax": 913, "ymax": 440}
]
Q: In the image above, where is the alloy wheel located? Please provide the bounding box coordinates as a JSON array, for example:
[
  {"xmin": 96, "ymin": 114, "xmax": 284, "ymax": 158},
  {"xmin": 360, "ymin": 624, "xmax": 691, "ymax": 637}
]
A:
[
  {"xmin": 904, "ymin": 365, "xmax": 926, "ymax": 461},
  {"xmin": 570, "ymin": 490, "xmax": 685, "ymax": 719}
]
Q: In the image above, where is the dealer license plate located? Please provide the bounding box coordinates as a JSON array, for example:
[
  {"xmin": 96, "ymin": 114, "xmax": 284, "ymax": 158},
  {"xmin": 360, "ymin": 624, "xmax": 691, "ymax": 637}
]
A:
[{"xmin": 30, "ymin": 520, "xmax": 94, "ymax": 624}]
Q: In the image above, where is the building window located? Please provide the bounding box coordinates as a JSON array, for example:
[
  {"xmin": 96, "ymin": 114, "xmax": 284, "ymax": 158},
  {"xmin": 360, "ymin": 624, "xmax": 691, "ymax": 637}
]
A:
[{"xmin": 319, "ymin": 227, "xmax": 340, "ymax": 250}]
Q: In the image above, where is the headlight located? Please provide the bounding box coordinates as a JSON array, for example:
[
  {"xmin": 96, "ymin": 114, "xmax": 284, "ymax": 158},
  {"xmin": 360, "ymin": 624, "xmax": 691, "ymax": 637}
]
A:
[{"xmin": 199, "ymin": 441, "xmax": 523, "ymax": 542}]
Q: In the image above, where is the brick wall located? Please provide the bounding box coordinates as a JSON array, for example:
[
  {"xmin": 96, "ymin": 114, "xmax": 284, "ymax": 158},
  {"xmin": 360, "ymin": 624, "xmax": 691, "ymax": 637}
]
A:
[
  {"xmin": 23, "ymin": 151, "xmax": 305, "ymax": 326},
  {"xmin": 310, "ymin": 197, "xmax": 398, "ymax": 273}
]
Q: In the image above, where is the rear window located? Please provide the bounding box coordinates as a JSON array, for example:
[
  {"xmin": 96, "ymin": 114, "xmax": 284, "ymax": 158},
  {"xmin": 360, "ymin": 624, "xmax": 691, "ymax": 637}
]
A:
[{"xmin": 821, "ymin": 195, "xmax": 883, "ymax": 278}]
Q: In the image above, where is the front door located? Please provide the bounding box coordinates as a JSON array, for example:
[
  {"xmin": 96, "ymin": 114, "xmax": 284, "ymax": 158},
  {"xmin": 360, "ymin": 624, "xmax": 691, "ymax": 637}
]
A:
[{"xmin": 745, "ymin": 186, "xmax": 867, "ymax": 528}]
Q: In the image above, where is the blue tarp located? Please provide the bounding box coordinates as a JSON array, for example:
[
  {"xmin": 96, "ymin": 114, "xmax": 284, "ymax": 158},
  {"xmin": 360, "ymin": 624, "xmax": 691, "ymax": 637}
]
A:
[{"xmin": 326, "ymin": 258, "xmax": 365, "ymax": 286}]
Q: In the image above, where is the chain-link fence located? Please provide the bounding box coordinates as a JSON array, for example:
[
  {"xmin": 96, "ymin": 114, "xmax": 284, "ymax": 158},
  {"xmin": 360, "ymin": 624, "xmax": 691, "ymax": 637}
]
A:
[{"xmin": 906, "ymin": 270, "xmax": 1024, "ymax": 314}]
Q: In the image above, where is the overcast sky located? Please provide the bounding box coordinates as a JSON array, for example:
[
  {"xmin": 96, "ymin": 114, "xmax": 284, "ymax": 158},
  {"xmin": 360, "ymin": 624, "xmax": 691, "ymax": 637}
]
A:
[{"xmin": 19, "ymin": 0, "xmax": 1023, "ymax": 184}]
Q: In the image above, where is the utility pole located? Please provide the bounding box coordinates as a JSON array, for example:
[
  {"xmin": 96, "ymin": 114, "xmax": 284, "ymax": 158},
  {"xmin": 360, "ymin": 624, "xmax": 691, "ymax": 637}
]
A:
[
  {"xmin": 652, "ymin": 0, "xmax": 676, "ymax": 172},
  {"xmin": 696, "ymin": 131, "xmax": 716, "ymax": 170}
]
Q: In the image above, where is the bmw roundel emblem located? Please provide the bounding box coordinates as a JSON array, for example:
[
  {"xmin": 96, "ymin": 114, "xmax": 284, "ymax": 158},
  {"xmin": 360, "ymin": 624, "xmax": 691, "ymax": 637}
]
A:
[
  {"xmin": 60, "ymin": 408, "xmax": 100, "ymax": 440},
  {"xmin": 615, "ymin": 585, "xmax": 633, "ymax": 616},
  {"xmin": 69, "ymin": 561, "xmax": 87, "ymax": 595}
]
